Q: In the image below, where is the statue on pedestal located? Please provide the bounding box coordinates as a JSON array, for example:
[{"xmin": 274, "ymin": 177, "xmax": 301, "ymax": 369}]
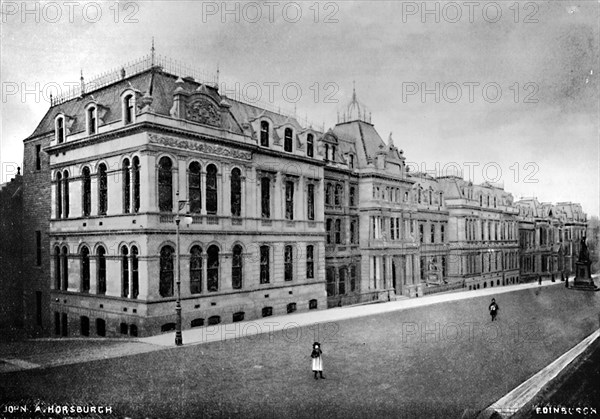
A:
[{"xmin": 571, "ymin": 236, "xmax": 598, "ymax": 291}]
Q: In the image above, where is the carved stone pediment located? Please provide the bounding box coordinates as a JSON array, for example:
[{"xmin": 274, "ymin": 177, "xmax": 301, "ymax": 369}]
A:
[{"xmin": 186, "ymin": 97, "xmax": 221, "ymax": 127}]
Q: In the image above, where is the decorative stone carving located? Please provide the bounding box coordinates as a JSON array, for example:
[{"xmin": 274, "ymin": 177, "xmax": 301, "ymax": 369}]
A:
[
  {"xmin": 186, "ymin": 97, "xmax": 221, "ymax": 127},
  {"xmin": 148, "ymin": 133, "xmax": 252, "ymax": 161}
]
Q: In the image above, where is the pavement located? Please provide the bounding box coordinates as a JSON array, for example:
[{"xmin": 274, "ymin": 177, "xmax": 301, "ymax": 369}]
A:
[{"xmin": 1, "ymin": 277, "xmax": 598, "ymax": 418}]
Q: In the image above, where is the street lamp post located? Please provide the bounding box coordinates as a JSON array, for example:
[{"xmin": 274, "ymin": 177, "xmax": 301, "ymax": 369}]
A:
[{"xmin": 174, "ymin": 192, "xmax": 191, "ymax": 346}]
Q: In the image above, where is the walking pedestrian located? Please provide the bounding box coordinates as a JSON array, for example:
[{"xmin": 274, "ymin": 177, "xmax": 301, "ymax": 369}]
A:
[
  {"xmin": 489, "ymin": 298, "xmax": 499, "ymax": 321},
  {"xmin": 538, "ymin": 275, "xmax": 542, "ymax": 285},
  {"xmin": 311, "ymin": 342, "xmax": 325, "ymax": 380}
]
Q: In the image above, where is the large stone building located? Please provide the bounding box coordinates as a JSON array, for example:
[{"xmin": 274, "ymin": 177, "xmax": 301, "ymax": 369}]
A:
[{"xmin": 3, "ymin": 53, "xmax": 589, "ymax": 338}]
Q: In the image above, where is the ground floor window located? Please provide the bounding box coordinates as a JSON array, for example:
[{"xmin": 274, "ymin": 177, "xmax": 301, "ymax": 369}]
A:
[
  {"xmin": 309, "ymin": 299, "xmax": 318, "ymax": 310},
  {"xmin": 96, "ymin": 318, "xmax": 106, "ymax": 336},
  {"xmin": 262, "ymin": 307, "xmax": 273, "ymax": 317}
]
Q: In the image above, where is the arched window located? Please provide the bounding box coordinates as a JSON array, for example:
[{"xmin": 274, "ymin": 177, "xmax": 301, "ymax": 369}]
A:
[
  {"xmin": 207, "ymin": 245, "xmax": 219, "ymax": 292},
  {"xmin": 98, "ymin": 163, "xmax": 108, "ymax": 215},
  {"xmin": 260, "ymin": 121, "xmax": 269, "ymax": 147},
  {"xmin": 55, "ymin": 172, "xmax": 62, "ymax": 218},
  {"xmin": 55, "ymin": 116, "xmax": 65, "ymax": 143},
  {"xmin": 284, "ymin": 245, "xmax": 293, "ymax": 281},
  {"xmin": 232, "ymin": 244, "xmax": 243, "ymax": 289},
  {"xmin": 122, "ymin": 159, "xmax": 131, "ymax": 214},
  {"xmin": 87, "ymin": 105, "xmax": 97, "ymax": 135},
  {"xmin": 260, "ymin": 245, "xmax": 270, "ymax": 284},
  {"xmin": 121, "ymin": 246, "xmax": 129, "ymax": 298},
  {"xmin": 284, "ymin": 128, "xmax": 293, "ymax": 152},
  {"xmin": 159, "ymin": 245, "xmax": 174, "ymax": 297},
  {"xmin": 189, "ymin": 162, "xmax": 201, "ymax": 213},
  {"xmin": 97, "ymin": 246, "xmax": 106, "ymax": 294},
  {"xmin": 54, "ymin": 246, "xmax": 61, "ymax": 289},
  {"xmin": 61, "ymin": 246, "xmax": 68, "ymax": 291},
  {"xmin": 190, "ymin": 245, "xmax": 202, "ymax": 294},
  {"xmin": 82, "ymin": 167, "xmax": 91, "ymax": 216},
  {"xmin": 230, "ymin": 168, "xmax": 241, "ymax": 217},
  {"xmin": 80, "ymin": 246, "xmax": 90, "ymax": 293},
  {"xmin": 132, "ymin": 157, "xmax": 140, "ymax": 213},
  {"xmin": 206, "ymin": 164, "xmax": 217, "ymax": 215},
  {"xmin": 307, "ymin": 133, "xmax": 314, "ymax": 157},
  {"xmin": 158, "ymin": 157, "xmax": 173, "ymax": 212},
  {"xmin": 306, "ymin": 245, "xmax": 314, "ymax": 279},
  {"xmin": 131, "ymin": 246, "xmax": 139, "ymax": 299},
  {"xmin": 123, "ymin": 94, "xmax": 135, "ymax": 125},
  {"xmin": 62, "ymin": 170, "xmax": 69, "ymax": 218}
]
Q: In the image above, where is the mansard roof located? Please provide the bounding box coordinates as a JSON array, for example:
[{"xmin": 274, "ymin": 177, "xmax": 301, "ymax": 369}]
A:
[
  {"xmin": 26, "ymin": 67, "xmax": 311, "ymax": 142},
  {"xmin": 331, "ymin": 120, "xmax": 385, "ymax": 166}
]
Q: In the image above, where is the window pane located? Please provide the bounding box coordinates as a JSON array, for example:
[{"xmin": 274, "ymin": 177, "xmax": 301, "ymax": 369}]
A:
[
  {"xmin": 190, "ymin": 246, "xmax": 202, "ymax": 294},
  {"xmin": 206, "ymin": 165, "xmax": 218, "ymax": 214},
  {"xmin": 231, "ymin": 168, "xmax": 241, "ymax": 217},
  {"xmin": 158, "ymin": 157, "xmax": 173, "ymax": 212},
  {"xmin": 260, "ymin": 246, "xmax": 270, "ymax": 284},
  {"xmin": 207, "ymin": 245, "xmax": 219, "ymax": 291},
  {"xmin": 261, "ymin": 177, "xmax": 270, "ymax": 218},
  {"xmin": 159, "ymin": 246, "xmax": 174, "ymax": 297}
]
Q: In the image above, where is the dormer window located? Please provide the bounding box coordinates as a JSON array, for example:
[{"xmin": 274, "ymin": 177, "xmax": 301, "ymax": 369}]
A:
[
  {"xmin": 55, "ymin": 115, "xmax": 65, "ymax": 143},
  {"xmin": 307, "ymin": 134, "xmax": 314, "ymax": 157},
  {"xmin": 86, "ymin": 105, "xmax": 97, "ymax": 135},
  {"xmin": 349, "ymin": 154, "xmax": 355, "ymax": 169},
  {"xmin": 324, "ymin": 144, "xmax": 329, "ymax": 161},
  {"xmin": 284, "ymin": 128, "xmax": 293, "ymax": 152},
  {"xmin": 331, "ymin": 145, "xmax": 336, "ymax": 162},
  {"xmin": 123, "ymin": 94, "xmax": 135, "ymax": 125},
  {"xmin": 260, "ymin": 121, "xmax": 269, "ymax": 147}
]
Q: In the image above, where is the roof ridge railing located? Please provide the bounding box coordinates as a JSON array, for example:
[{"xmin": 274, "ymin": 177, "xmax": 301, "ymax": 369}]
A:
[
  {"xmin": 49, "ymin": 55, "xmax": 325, "ymax": 132},
  {"xmin": 51, "ymin": 54, "xmax": 219, "ymax": 106}
]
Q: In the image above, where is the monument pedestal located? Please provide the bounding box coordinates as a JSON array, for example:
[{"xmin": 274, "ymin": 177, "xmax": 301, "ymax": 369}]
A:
[{"xmin": 571, "ymin": 261, "xmax": 598, "ymax": 291}]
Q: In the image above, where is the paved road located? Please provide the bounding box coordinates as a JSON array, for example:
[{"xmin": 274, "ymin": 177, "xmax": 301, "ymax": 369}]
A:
[
  {"xmin": 1, "ymin": 279, "xmax": 599, "ymax": 419},
  {"xmin": 0, "ymin": 279, "xmax": 567, "ymax": 373}
]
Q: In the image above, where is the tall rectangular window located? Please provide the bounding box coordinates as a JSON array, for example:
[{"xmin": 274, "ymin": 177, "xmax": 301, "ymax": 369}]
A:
[
  {"xmin": 132, "ymin": 157, "xmax": 140, "ymax": 213},
  {"xmin": 307, "ymin": 184, "xmax": 315, "ymax": 221},
  {"xmin": 98, "ymin": 164, "xmax": 108, "ymax": 215},
  {"xmin": 335, "ymin": 219, "xmax": 342, "ymax": 244},
  {"xmin": 430, "ymin": 224, "xmax": 435, "ymax": 243},
  {"xmin": 284, "ymin": 245, "xmax": 293, "ymax": 281},
  {"xmin": 285, "ymin": 181, "xmax": 294, "ymax": 220},
  {"xmin": 189, "ymin": 162, "xmax": 202, "ymax": 213},
  {"xmin": 260, "ymin": 121, "xmax": 269, "ymax": 147},
  {"xmin": 35, "ymin": 231, "xmax": 42, "ymax": 266},
  {"xmin": 441, "ymin": 225, "xmax": 445, "ymax": 242},
  {"xmin": 260, "ymin": 246, "xmax": 270, "ymax": 284},
  {"xmin": 419, "ymin": 224, "xmax": 424, "ymax": 243},
  {"xmin": 306, "ymin": 245, "xmax": 314, "ymax": 279},
  {"xmin": 122, "ymin": 160, "xmax": 131, "ymax": 213},
  {"xmin": 390, "ymin": 218, "xmax": 395, "ymax": 240},
  {"xmin": 35, "ymin": 144, "xmax": 41, "ymax": 170},
  {"xmin": 261, "ymin": 177, "xmax": 270, "ymax": 218},
  {"xmin": 284, "ymin": 128, "xmax": 293, "ymax": 152},
  {"xmin": 307, "ymin": 134, "xmax": 314, "ymax": 157}
]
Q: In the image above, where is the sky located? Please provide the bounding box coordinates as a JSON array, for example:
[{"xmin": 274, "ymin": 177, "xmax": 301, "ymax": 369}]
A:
[{"xmin": 1, "ymin": 0, "xmax": 598, "ymax": 216}]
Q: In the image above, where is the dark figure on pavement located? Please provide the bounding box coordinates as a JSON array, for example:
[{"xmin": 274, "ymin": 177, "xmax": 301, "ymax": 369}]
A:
[
  {"xmin": 538, "ymin": 275, "xmax": 542, "ymax": 285},
  {"xmin": 311, "ymin": 342, "xmax": 325, "ymax": 380},
  {"xmin": 489, "ymin": 298, "xmax": 499, "ymax": 321}
]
